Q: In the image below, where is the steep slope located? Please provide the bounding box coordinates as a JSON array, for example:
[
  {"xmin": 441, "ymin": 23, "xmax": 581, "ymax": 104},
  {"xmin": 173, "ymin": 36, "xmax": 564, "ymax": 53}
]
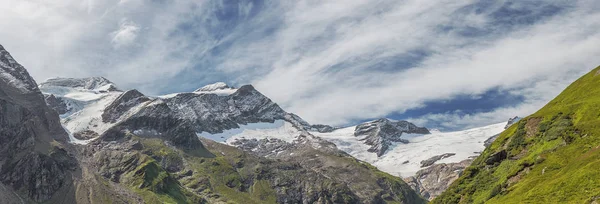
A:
[
  {"xmin": 0, "ymin": 44, "xmax": 78, "ymax": 202},
  {"xmin": 434, "ymin": 66, "xmax": 600, "ymax": 204}
]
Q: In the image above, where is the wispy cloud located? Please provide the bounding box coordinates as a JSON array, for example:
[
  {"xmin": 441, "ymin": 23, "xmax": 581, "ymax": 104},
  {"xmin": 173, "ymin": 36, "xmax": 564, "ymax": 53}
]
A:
[{"xmin": 1, "ymin": 0, "xmax": 599, "ymax": 129}]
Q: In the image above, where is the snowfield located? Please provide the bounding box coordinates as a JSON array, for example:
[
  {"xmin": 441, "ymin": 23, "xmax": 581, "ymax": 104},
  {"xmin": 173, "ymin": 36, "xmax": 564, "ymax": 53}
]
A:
[
  {"xmin": 195, "ymin": 120, "xmax": 302, "ymax": 144},
  {"xmin": 40, "ymin": 83, "xmax": 124, "ymax": 144},
  {"xmin": 312, "ymin": 122, "xmax": 506, "ymax": 177}
]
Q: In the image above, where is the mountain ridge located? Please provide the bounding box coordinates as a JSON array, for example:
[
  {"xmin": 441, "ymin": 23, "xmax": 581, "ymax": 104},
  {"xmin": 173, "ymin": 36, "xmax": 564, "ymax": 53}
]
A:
[{"xmin": 0, "ymin": 44, "xmax": 427, "ymax": 203}]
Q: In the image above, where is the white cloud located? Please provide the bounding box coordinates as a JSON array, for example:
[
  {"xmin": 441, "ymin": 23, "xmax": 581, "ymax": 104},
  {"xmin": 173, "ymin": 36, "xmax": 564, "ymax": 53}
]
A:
[
  {"xmin": 110, "ymin": 20, "xmax": 139, "ymax": 48},
  {"xmin": 1, "ymin": 0, "xmax": 599, "ymax": 129}
]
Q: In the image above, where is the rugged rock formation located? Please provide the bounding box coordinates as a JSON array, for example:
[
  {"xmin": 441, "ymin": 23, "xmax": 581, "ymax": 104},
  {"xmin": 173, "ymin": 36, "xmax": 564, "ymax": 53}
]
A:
[
  {"xmin": 309, "ymin": 124, "xmax": 338, "ymax": 133},
  {"xmin": 101, "ymin": 89, "xmax": 149, "ymax": 123},
  {"xmin": 420, "ymin": 153, "xmax": 456, "ymax": 168},
  {"xmin": 44, "ymin": 94, "xmax": 70, "ymax": 115},
  {"xmin": 355, "ymin": 118, "xmax": 430, "ymax": 157},
  {"xmin": 405, "ymin": 159, "xmax": 472, "ymax": 200},
  {"xmin": 505, "ymin": 116, "xmax": 521, "ymax": 129},
  {"xmin": 0, "ymin": 44, "xmax": 75, "ymax": 202}
]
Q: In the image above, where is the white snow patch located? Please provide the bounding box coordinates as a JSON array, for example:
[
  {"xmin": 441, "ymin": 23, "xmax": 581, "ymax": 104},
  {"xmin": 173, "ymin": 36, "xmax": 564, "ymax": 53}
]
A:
[
  {"xmin": 196, "ymin": 82, "xmax": 229, "ymax": 92},
  {"xmin": 158, "ymin": 88, "xmax": 238, "ymax": 99},
  {"xmin": 312, "ymin": 122, "xmax": 507, "ymax": 177},
  {"xmin": 195, "ymin": 120, "xmax": 302, "ymax": 143},
  {"xmin": 62, "ymin": 92, "xmax": 121, "ymax": 135}
]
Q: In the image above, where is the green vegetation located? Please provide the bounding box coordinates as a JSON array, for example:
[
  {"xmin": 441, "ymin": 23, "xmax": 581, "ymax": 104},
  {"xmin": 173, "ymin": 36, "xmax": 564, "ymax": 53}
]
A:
[
  {"xmin": 433, "ymin": 66, "xmax": 600, "ymax": 204},
  {"xmin": 103, "ymin": 126, "xmax": 425, "ymax": 203}
]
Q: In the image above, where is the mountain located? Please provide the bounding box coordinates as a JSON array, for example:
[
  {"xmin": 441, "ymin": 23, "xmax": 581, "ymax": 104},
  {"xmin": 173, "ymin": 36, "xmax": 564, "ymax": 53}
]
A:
[
  {"xmin": 0, "ymin": 44, "xmax": 77, "ymax": 203},
  {"xmin": 21, "ymin": 45, "xmax": 426, "ymax": 203},
  {"xmin": 433, "ymin": 66, "xmax": 600, "ymax": 204}
]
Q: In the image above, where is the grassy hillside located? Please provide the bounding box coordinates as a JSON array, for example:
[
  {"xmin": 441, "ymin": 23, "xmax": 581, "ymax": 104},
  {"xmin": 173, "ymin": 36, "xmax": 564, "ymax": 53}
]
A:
[{"xmin": 433, "ymin": 66, "xmax": 600, "ymax": 204}]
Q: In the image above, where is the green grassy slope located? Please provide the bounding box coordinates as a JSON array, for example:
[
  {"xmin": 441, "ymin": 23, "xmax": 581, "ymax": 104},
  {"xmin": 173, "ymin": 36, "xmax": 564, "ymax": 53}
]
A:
[{"xmin": 433, "ymin": 66, "xmax": 600, "ymax": 204}]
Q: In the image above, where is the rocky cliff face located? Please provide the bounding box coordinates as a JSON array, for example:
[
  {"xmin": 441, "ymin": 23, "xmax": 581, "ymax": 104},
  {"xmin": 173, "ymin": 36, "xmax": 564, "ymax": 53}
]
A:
[
  {"xmin": 355, "ymin": 118, "xmax": 430, "ymax": 157},
  {"xmin": 404, "ymin": 159, "xmax": 472, "ymax": 200},
  {"xmin": 0, "ymin": 44, "xmax": 76, "ymax": 202}
]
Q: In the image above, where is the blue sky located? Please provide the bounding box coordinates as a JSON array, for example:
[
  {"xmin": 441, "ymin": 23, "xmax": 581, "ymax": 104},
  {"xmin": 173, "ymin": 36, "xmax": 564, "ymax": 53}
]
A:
[{"xmin": 2, "ymin": 0, "xmax": 600, "ymax": 130}]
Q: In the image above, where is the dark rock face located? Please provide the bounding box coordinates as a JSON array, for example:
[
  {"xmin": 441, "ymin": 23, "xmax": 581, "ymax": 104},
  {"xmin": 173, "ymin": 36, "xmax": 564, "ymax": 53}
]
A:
[
  {"xmin": 405, "ymin": 159, "xmax": 472, "ymax": 200},
  {"xmin": 73, "ymin": 130, "xmax": 100, "ymax": 140},
  {"xmin": 0, "ymin": 44, "xmax": 74, "ymax": 202},
  {"xmin": 420, "ymin": 153, "xmax": 456, "ymax": 168},
  {"xmin": 485, "ymin": 150, "xmax": 507, "ymax": 165},
  {"xmin": 164, "ymin": 85, "xmax": 287, "ymax": 134},
  {"xmin": 1, "ymin": 150, "xmax": 75, "ymax": 202},
  {"xmin": 100, "ymin": 84, "xmax": 294, "ymax": 151},
  {"xmin": 44, "ymin": 94, "xmax": 70, "ymax": 115},
  {"xmin": 102, "ymin": 89, "xmax": 149, "ymax": 123},
  {"xmin": 355, "ymin": 119, "xmax": 430, "ymax": 157},
  {"xmin": 310, "ymin": 124, "xmax": 337, "ymax": 133}
]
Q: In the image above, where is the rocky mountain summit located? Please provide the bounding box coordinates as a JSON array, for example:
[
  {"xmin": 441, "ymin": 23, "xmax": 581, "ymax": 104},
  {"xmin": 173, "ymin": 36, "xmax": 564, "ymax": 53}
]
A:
[{"xmin": 355, "ymin": 118, "xmax": 430, "ymax": 156}]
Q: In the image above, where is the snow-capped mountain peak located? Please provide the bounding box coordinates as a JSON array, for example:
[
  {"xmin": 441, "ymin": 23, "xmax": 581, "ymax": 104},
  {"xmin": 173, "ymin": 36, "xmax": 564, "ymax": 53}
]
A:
[
  {"xmin": 40, "ymin": 76, "xmax": 120, "ymax": 92},
  {"xmin": 192, "ymin": 81, "xmax": 237, "ymax": 96},
  {"xmin": 195, "ymin": 82, "xmax": 231, "ymax": 92}
]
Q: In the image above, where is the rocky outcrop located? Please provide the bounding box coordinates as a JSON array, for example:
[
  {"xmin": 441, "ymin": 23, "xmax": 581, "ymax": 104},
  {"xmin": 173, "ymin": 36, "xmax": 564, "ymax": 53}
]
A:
[
  {"xmin": 101, "ymin": 89, "xmax": 149, "ymax": 123},
  {"xmin": 420, "ymin": 153, "xmax": 456, "ymax": 168},
  {"xmin": 505, "ymin": 116, "xmax": 521, "ymax": 129},
  {"xmin": 44, "ymin": 94, "xmax": 70, "ymax": 115},
  {"xmin": 355, "ymin": 119, "xmax": 430, "ymax": 157},
  {"xmin": 485, "ymin": 150, "xmax": 507, "ymax": 165},
  {"xmin": 309, "ymin": 124, "xmax": 337, "ymax": 133},
  {"xmin": 405, "ymin": 159, "xmax": 472, "ymax": 200}
]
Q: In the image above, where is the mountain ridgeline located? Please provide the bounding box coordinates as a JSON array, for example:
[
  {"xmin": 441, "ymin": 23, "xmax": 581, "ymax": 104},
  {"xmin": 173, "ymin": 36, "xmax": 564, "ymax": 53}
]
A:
[
  {"xmin": 433, "ymin": 66, "xmax": 600, "ymax": 203},
  {"xmin": 0, "ymin": 44, "xmax": 426, "ymax": 204}
]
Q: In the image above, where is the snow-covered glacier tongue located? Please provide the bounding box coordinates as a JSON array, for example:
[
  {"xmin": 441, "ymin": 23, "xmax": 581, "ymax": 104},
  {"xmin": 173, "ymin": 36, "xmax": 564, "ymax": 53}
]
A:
[{"xmin": 312, "ymin": 120, "xmax": 507, "ymax": 177}]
